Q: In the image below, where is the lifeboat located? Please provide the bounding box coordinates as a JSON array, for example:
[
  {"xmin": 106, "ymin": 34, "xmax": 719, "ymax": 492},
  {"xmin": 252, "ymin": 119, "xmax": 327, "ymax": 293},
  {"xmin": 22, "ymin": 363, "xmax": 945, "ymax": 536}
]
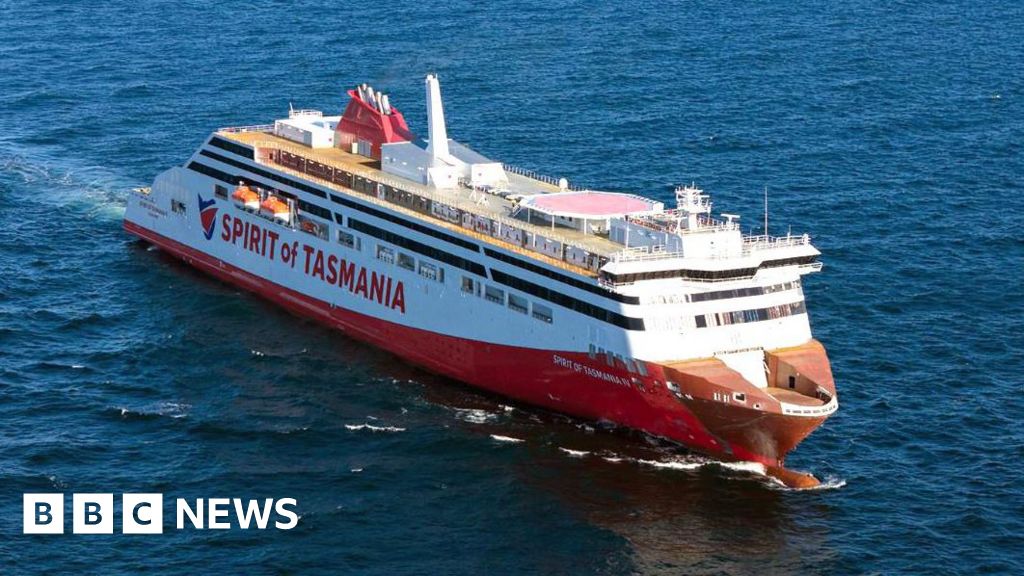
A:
[
  {"xmin": 260, "ymin": 196, "xmax": 291, "ymax": 223},
  {"xmin": 232, "ymin": 184, "xmax": 260, "ymax": 210}
]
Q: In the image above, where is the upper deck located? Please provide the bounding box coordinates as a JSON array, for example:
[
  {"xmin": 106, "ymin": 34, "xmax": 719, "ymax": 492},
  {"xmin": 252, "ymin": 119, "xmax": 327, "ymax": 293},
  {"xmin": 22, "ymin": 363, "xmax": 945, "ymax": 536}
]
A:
[
  {"xmin": 221, "ymin": 129, "xmax": 622, "ymax": 276},
  {"xmin": 210, "ymin": 75, "xmax": 821, "ymax": 286}
]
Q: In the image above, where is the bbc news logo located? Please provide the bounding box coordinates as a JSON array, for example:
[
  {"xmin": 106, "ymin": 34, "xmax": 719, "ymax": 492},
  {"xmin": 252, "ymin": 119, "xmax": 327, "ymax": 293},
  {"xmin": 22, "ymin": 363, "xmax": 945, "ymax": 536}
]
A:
[{"xmin": 23, "ymin": 494, "xmax": 298, "ymax": 534}]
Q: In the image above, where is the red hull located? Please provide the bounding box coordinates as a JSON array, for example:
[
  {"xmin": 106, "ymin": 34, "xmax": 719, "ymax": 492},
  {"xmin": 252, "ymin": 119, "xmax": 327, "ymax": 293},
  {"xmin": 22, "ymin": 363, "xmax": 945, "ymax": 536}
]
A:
[{"xmin": 124, "ymin": 220, "xmax": 830, "ymax": 476}]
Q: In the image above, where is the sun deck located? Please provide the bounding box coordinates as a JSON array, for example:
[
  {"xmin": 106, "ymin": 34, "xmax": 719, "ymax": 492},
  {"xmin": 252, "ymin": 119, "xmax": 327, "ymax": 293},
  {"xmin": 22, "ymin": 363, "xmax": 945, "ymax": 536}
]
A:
[{"xmin": 220, "ymin": 130, "xmax": 624, "ymax": 276}]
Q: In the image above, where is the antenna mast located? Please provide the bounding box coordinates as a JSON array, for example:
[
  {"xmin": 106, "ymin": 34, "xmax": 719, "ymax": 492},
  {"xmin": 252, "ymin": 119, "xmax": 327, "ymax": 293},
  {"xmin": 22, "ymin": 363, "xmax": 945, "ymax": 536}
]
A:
[{"xmin": 763, "ymin": 185, "xmax": 769, "ymax": 236}]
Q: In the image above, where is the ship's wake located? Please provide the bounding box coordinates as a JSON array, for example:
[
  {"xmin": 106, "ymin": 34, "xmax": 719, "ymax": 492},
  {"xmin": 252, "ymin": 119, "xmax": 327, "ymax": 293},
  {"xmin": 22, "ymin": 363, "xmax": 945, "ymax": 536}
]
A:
[{"xmin": 0, "ymin": 145, "xmax": 130, "ymax": 222}]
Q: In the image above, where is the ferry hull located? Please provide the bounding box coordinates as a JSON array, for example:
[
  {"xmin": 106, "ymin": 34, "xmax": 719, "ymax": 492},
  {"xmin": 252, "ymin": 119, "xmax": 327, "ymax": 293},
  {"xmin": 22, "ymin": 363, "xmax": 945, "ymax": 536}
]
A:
[{"xmin": 125, "ymin": 219, "xmax": 834, "ymax": 486}]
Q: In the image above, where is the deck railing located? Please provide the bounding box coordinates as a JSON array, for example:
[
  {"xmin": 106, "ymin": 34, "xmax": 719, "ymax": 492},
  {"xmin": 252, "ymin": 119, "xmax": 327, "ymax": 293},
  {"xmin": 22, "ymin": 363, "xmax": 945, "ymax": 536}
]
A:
[
  {"xmin": 501, "ymin": 163, "xmax": 588, "ymax": 191},
  {"xmin": 218, "ymin": 124, "xmax": 274, "ymax": 134},
  {"xmin": 609, "ymin": 233, "xmax": 814, "ymax": 263}
]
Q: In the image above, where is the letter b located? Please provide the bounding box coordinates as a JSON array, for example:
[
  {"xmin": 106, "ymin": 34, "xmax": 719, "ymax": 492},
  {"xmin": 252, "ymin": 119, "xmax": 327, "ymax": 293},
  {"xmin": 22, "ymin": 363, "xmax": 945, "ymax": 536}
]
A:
[
  {"xmin": 84, "ymin": 502, "xmax": 103, "ymax": 525},
  {"xmin": 73, "ymin": 494, "xmax": 113, "ymax": 534},
  {"xmin": 23, "ymin": 494, "xmax": 64, "ymax": 534},
  {"xmin": 37, "ymin": 502, "xmax": 52, "ymax": 525}
]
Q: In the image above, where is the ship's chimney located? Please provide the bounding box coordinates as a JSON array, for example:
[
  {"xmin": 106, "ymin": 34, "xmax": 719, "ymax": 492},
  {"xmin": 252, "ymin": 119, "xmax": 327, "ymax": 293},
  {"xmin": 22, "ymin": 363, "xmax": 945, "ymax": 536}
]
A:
[{"xmin": 425, "ymin": 74, "xmax": 450, "ymax": 163}]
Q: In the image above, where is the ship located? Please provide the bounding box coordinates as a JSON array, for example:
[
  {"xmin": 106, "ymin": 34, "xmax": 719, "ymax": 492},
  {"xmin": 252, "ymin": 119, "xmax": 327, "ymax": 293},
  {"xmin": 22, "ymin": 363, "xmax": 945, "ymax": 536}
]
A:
[{"xmin": 124, "ymin": 75, "xmax": 837, "ymax": 488}]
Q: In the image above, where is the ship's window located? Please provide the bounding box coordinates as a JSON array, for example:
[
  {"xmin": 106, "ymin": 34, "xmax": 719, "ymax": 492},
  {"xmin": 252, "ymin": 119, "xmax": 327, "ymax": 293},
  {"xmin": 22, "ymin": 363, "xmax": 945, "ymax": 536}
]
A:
[
  {"xmin": 532, "ymin": 303, "xmax": 553, "ymax": 324},
  {"xmin": 733, "ymin": 392, "xmax": 747, "ymax": 403},
  {"xmin": 605, "ymin": 350, "xmax": 615, "ymax": 367},
  {"xmin": 624, "ymin": 358, "xmax": 638, "ymax": 374},
  {"xmin": 214, "ymin": 184, "xmax": 228, "ymax": 199},
  {"xmin": 418, "ymin": 262, "xmax": 443, "ymax": 282},
  {"xmin": 297, "ymin": 199, "xmax": 332, "ymax": 221},
  {"xmin": 171, "ymin": 199, "xmax": 186, "ymax": 214},
  {"xmin": 397, "ymin": 252, "xmax": 415, "ymax": 271},
  {"xmin": 484, "ymin": 285, "xmax": 505, "ymax": 305},
  {"xmin": 337, "ymin": 230, "xmax": 360, "ymax": 250},
  {"xmin": 636, "ymin": 360, "xmax": 648, "ymax": 376},
  {"xmin": 376, "ymin": 245, "xmax": 395, "ymax": 264},
  {"xmin": 788, "ymin": 376, "xmax": 796, "ymax": 389},
  {"xmin": 461, "ymin": 276, "xmax": 475, "ymax": 293},
  {"xmin": 666, "ymin": 381, "xmax": 681, "ymax": 394},
  {"xmin": 508, "ymin": 294, "xmax": 528, "ymax": 314},
  {"xmin": 587, "ymin": 344, "xmax": 597, "ymax": 359},
  {"xmin": 298, "ymin": 215, "xmax": 328, "ymax": 240},
  {"xmin": 695, "ymin": 315, "xmax": 708, "ymax": 328},
  {"xmin": 348, "ymin": 219, "xmax": 486, "ymax": 277}
]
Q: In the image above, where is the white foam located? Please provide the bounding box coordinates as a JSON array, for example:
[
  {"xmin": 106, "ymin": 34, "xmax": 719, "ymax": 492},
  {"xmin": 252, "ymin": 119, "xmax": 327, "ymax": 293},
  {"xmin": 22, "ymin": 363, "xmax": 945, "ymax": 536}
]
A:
[
  {"xmin": 717, "ymin": 461, "xmax": 767, "ymax": 475},
  {"xmin": 455, "ymin": 408, "xmax": 498, "ymax": 424},
  {"xmin": 636, "ymin": 458, "xmax": 701, "ymax": 471},
  {"xmin": 159, "ymin": 402, "xmax": 190, "ymax": 418},
  {"xmin": 344, "ymin": 423, "xmax": 406, "ymax": 433},
  {"xmin": 490, "ymin": 434, "xmax": 524, "ymax": 443},
  {"xmin": 559, "ymin": 448, "xmax": 590, "ymax": 457}
]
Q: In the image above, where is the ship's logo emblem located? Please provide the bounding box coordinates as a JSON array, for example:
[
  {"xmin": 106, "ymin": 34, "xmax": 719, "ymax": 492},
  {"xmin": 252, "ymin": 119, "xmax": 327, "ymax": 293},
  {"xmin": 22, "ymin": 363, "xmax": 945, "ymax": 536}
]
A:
[{"xmin": 197, "ymin": 194, "xmax": 218, "ymax": 240}]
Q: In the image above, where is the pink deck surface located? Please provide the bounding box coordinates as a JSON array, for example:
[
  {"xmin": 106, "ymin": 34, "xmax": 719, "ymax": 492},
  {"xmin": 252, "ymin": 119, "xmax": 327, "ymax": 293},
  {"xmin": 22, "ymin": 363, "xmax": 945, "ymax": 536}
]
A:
[{"xmin": 527, "ymin": 192, "xmax": 653, "ymax": 217}]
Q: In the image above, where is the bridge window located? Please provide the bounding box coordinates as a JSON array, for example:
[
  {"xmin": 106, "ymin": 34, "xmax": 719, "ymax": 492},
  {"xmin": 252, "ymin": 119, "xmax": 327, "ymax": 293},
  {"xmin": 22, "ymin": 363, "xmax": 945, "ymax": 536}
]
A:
[
  {"xmin": 214, "ymin": 184, "xmax": 228, "ymax": 199},
  {"xmin": 694, "ymin": 300, "xmax": 807, "ymax": 328},
  {"xmin": 397, "ymin": 252, "xmax": 415, "ymax": 271}
]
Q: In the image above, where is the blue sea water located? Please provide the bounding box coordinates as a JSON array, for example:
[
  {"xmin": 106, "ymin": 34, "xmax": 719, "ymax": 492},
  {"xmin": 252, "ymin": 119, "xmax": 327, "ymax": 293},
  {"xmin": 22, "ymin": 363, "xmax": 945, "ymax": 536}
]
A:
[{"xmin": 1, "ymin": 0, "xmax": 1023, "ymax": 573}]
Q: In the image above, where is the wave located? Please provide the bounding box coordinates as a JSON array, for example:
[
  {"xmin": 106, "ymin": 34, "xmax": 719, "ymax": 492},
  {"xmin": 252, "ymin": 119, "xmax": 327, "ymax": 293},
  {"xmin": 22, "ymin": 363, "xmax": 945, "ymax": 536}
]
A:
[
  {"xmin": 636, "ymin": 458, "xmax": 702, "ymax": 471},
  {"xmin": 490, "ymin": 434, "xmax": 524, "ymax": 443},
  {"xmin": 28, "ymin": 361, "xmax": 95, "ymax": 374},
  {"xmin": 585, "ymin": 450, "xmax": 844, "ymax": 490},
  {"xmin": 453, "ymin": 408, "xmax": 500, "ymax": 424},
  {"xmin": 558, "ymin": 447, "xmax": 590, "ymax": 457},
  {"xmin": 106, "ymin": 401, "xmax": 191, "ymax": 421},
  {"xmin": 344, "ymin": 423, "xmax": 406, "ymax": 433}
]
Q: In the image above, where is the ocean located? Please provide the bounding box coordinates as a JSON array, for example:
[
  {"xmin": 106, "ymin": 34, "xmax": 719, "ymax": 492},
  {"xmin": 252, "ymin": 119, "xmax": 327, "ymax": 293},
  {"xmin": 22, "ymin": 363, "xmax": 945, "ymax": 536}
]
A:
[{"xmin": 1, "ymin": 1, "xmax": 1022, "ymax": 574}]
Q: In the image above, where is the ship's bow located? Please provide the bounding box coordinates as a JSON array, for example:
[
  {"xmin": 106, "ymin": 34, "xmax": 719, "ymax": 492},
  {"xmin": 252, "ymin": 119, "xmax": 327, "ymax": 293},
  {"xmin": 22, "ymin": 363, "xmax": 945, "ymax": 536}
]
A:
[{"xmin": 658, "ymin": 340, "xmax": 837, "ymax": 486}]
